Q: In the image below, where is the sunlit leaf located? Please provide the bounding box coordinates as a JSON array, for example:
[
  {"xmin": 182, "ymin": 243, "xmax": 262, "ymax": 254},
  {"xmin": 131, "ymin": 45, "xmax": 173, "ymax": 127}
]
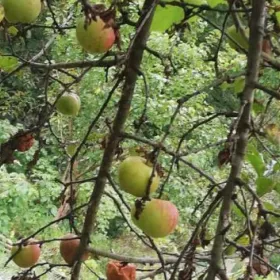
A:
[
  {"xmin": 237, "ymin": 235, "xmax": 249, "ymax": 246},
  {"xmin": 0, "ymin": 56, "xmax": 19, "ymax": 72},
  {"xmin": 0, "ymin": 5, "xmax": 4, "ymax": 22},
  {"xmin": 256, "ymin": 177, "xmax": 274, "ymax": 197},
  {"xmin": 246, "ymin": 145, "xmax": 265, "ymax": 177},
  {"xmin": 186, "ymin": 0, "xmax": 207, "ymax": 5},
  {"xmin": 151, "ymin": 5, "xmax": 184, "ymax": 32},
  {"xmin": 234, "ymin": 77, "xmax": 245, "ymax": 94},
  {"xmin": 225, "ymin": 245, "xmax": 236, "ymax": 255},
  {"xmin": 207, "ymin": 0, "xmax": 225, "ymax": 8}
]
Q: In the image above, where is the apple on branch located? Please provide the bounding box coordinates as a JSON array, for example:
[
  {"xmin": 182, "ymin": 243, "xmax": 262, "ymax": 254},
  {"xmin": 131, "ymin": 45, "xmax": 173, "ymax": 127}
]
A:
[
  {"xmin": 11, "ymin": 238, "xmax": 41, "ymax": 268},
  {"xmin": 56, "ymin": 93, "xmax": 81, "ymax": 116},
  {"xmin": 60, "ymin": 233, "xmax": 89, "ymax": 265},
  {"xmin": 76, "ymin": 16, "xmax": 116, "ymax": 54},
  {"xmin": 131, "ymin": 199, "xmax": 179, "ymax": 238},
  {"xmin": 3, "ymin": 0, "xmax": 41, "ymax": 24},
  {"xmin": 118, "ymin": 156, "xmax": 160, "ymax": 197}
]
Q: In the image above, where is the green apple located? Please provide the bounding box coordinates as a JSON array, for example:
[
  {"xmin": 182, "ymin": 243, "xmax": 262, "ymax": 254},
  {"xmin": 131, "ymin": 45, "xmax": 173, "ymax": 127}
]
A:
[
  {"xmin": 3, "ymin": 0, "xmax": 41, "ymax": 23},
  {"xmin": 227, "ymin": 25, "xmax": 249, "ymax": 52},
  {"xmin": 60, "ymin": 233, "xmax": 89, "ymax": 265},
  {"xmin": 56, "ymin": 93, "xmax": 81, "ymax": 116},
  {"xmin": 11, "ymin": 238, "xmax": 41, "ymax": 268},
  {"xmin": 76, "ymin": 16, "xmax": 115, "ymax": 54},
  {"xmin": 118, "ymin": 156, "xmax": 160, "ymax": 197},
  {"xmin": 131, "ymin": 199, "xmax": 179, "ymax": 238}
]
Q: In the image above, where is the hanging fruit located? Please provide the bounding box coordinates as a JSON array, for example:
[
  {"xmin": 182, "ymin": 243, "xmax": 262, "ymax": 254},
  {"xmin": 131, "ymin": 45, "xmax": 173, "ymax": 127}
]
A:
[{"xmin": 106, "ymin": 261, "xmax": 136, "ymax": 280}]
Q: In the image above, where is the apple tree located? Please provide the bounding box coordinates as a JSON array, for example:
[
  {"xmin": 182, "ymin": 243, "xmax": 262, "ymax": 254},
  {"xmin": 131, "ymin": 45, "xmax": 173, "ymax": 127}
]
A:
[{"xmin": 1, "ymin": 0, "xmax": 280, "ymax": 280}]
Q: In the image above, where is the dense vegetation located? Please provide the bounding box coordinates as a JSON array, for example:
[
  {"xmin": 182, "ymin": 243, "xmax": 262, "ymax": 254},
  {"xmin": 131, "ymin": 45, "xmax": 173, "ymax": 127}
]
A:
[{"xmin": 1, "ymin": 0, "xmax": 280, "ymax": 279}]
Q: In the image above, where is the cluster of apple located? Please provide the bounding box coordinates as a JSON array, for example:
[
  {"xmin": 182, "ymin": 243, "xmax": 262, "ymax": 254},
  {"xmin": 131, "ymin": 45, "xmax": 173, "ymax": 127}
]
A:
[
  {"xmin": 118, "ymin": 156, "xmax": 179, "ymax": 238},
  {"xmin": 1, "ymin": 0, "xmax": 116, "ymax": 118},
  {"xmin": 11, "ymin": 233, "xmax": 88, "ymax": 268},
  {"xmin": 12, "ymin": 234, "xmax": 137, "ymax": 280},
  {"xmin": 15, "ymin": 134, "xmax": 35, "ymax": 152},
  {"xmin": 55, "ymin": 9, "xmax": 116, "ymax": 116}
]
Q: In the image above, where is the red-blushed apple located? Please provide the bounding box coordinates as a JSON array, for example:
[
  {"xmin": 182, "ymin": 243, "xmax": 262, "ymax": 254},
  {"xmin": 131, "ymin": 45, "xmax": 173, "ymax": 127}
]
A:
[
  {"xmin": 118, "ymin": 156, "xmax": 160, "ymax": 197},
  {"xmin": 106, "ymin": 261, "xmax": 136, "ymax": 280},
  {"xmin": 3, "ymin": 0, "xmax": 41, "ymax": 23},
  {"xmin": 76, "ymin": 16, "xmax": 115, "ymax": 54},
  {"xmin": 11, "ymin": 238, "xmax": 41, "ymax": 268},
  {"xmin": 56, "ymin": 93, "xmax": 81, "ymax": 116},
  {"xmin": 59, "ymin": 233, "xmax": 89, "ymax": 265},
  {"xmin": 131, "ymin": 199, "xmax": 179, "ymax": 238}
]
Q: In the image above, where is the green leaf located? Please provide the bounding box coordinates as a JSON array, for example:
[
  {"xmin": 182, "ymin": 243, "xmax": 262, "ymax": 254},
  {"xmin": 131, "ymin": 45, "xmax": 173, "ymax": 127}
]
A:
[
  {"xmin": 276, "ymin": 11, "xmax": 280, "ymax": 26},
  {"xmin": 185, "ymin": 0, "xmax": 207, "ymax": 5},
  {"xmin": 225, "ymin": 245, "xmax": 236, "ymax": 256},
  {"xmin": 225, "ymin": 235, "xmax": 249, "ymax": 255},
  {"xmin": 263, "ymin": 201, "xmax": 276, "ymax": 212},
  {"xmin": 273, "ymin": 182, "xmax": 280, "ymax": 194},
  {"xmin": 252, "ymin": 100, "xmax": 264, "ymax": 115},
  {"xmin": 66, "ymin": 144, "xmax": 78, "ymax": 157},
  {"xmin": 237, "ymin": 235, "xmax": 250, "ymax": 246},
  {"xmin": 151, "ymin": 6, "xmax": 184, "ymax": 32},
  {"xmin": 256, "ymin": 177, "xmax": 274, "ymax": 197},
  {"xmin": 0, "ymin": 4, "xmax": 4, "ymax": 22},
  {"xmin": 220, "ymin": 81, "xmax": 231, "ymax": 90},
  {"xmin": 232, "ymin": 204, "xmax": 243, "ymax": 218},
  {"xmin": 273, "ymin": 162, "xmax": 280, "ymax": 172},
  {"xmin": 207, "ymin": 0, "xmax": 225, "ymax": 8},
  {"xmin": 246, "ymin": 146, "xmax": 265, "ymax": 176},
  {"xmin": 0, "ymin": 56, "xmax": 19, "ymax": 72},
  {"xmin": 234, "ymin": 77, "xmax": 245, "ymax": 94}
]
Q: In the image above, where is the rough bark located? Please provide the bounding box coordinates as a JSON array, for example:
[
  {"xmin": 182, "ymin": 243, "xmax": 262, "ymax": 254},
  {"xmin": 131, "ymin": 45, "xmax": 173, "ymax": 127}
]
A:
[
  {"xmin": 70, "ymin": 0, "xmax": 157, "ymax": 279},
  {"xmin": 205, "ymin": 1, "xmax": 266, "ymax": 279}
]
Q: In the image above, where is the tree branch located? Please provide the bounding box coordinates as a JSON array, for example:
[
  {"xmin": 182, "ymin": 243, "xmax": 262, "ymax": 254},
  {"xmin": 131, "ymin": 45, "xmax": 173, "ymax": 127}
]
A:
[
  {"xmin": 70, "ymin": 0, "xmax": 157, "ymax": 278},
  {"xmin": 205, "ymin": 1, "xmax": 266, "ymax": 279}
]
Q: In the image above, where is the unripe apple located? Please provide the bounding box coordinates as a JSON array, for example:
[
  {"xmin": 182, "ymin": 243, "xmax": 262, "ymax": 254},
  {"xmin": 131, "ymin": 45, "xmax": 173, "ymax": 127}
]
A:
[
  {"xmin": 56, "ymin": 93, "xmax": 81, "ymax": 116},
  {"xmin": 60, "ymin": 233, "xmax": 89, "ymax": 265},
  {"xmin": 3, "ymin": 0, "xmax": 41, "ymax": 23},
  {"xmin": 118, "ymin": 156, "xmax": 160, "ymax": 197},
  {"xmin": 131, "ymin": 199, "xmax": 179, "ymax": 238},
  {"xmin": 11, "ymin": 238, "xmax": 41, "ymax": 268},
  {"xmin": 76, "ymin": 16, "xmax": 116, "ymax": 54},
  {"xmin": 227, "ymin": 25, "xmax": 249, "ymax": 52}
]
